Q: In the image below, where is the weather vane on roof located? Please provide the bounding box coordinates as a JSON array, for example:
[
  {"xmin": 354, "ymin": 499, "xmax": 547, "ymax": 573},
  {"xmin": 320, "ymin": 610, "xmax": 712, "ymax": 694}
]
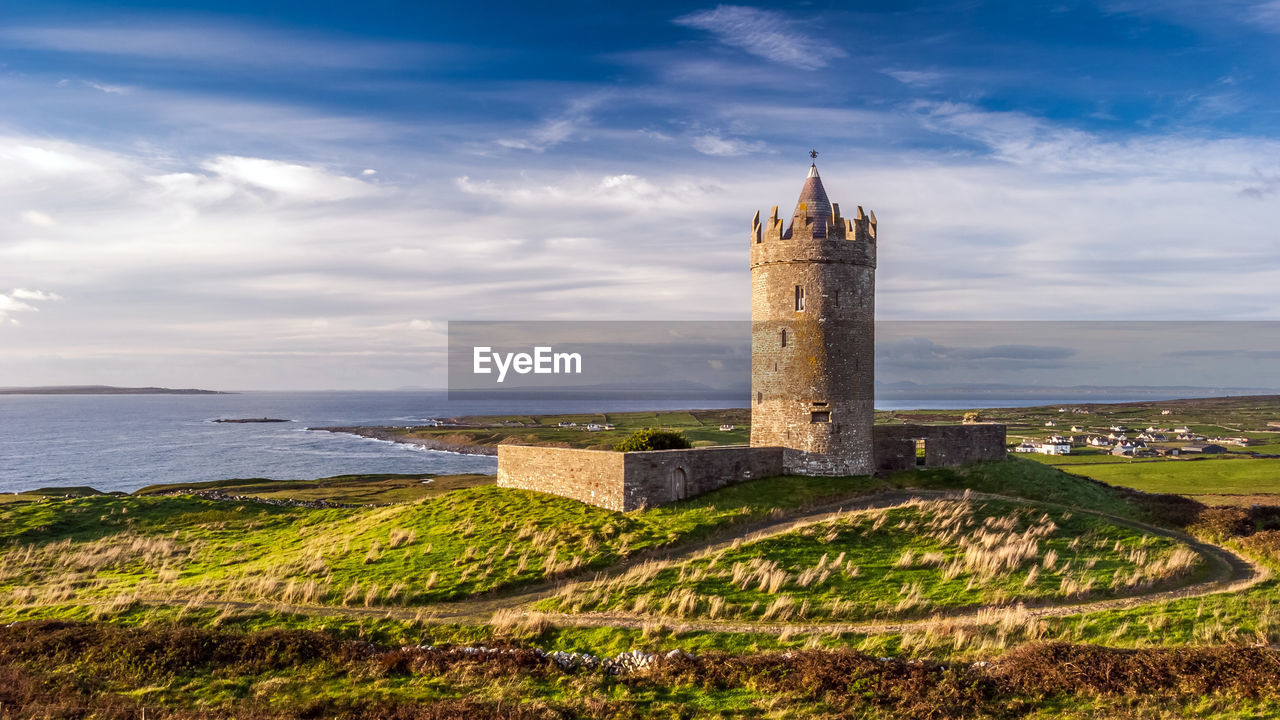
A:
[{"xmin": 809, "ymin": 149, "xmax": 819, "ymax": 159}]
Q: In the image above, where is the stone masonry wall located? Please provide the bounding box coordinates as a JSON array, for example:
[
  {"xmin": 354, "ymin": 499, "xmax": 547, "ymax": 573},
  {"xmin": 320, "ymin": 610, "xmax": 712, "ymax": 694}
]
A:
[
  {"xmin": 621, "ymin": 446, "xmax": 783, "ymax": 510},
  {"xmin": 497, "ymin": 445, "xmax": 626, "ymax": 510},
  {"xmin": 497, "ymin": 444, "xmax": 783, "ymax": 512},
  {"xmin": 873, "ymin": 424, "xmax": 1008, "ymax": 473}
]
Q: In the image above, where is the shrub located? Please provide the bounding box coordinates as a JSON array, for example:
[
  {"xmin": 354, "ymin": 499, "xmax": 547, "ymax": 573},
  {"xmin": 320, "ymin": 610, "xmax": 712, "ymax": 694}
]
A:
[
  {"xmin": 1189, "ymin": 507, "xmax": 1253, "ymax": 540},
  {"xmin": 1238, "ymin": 529, "xmax": 1280, "ymax": 564},
  {"xmin": 613, "ymin": 428, "xmax": 691, "ymax": 452}
]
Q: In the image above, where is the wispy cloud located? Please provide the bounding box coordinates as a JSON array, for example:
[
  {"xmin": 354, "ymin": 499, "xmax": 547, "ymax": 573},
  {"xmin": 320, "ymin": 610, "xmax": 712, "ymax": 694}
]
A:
[
  {"xmin": 456, "ymin": 172, "xmax": 721, "ymax": 210},
  {"xmin": 0, "ymin": 289, "xmax": 61, "ymax": 326},
  {"xmin": 0, "ymin": 22, "xmax": 445, "ymax": 71},
  {"xmin": 690, "ymin": 133, "xmax": 765, "ymax": 156},
  {"xmin": 199, "ymin": 156, "xmax": 378, "ymax": 203},
  {"xmin": 20, "ymin": 210, "xmax": 54, "ymax": 227},
  {"xmin": 495, "ymin": 95, "xmax": 608, "ymax": 152},
  {"xmin": 1252, "ymin": 0, "xmax": 1280, "ymax": 31},
  {"xmin": 674, "ymin": 5, "xmax": 846, "ymax": 70},
  {"xmin": 882, "ymin": 69, "xmax": 943, "ymax": 87}
]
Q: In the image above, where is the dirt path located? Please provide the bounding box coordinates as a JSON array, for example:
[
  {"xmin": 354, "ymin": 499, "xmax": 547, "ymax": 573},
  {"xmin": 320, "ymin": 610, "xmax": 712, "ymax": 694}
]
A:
[
  {"xmin": 525, "ymin": 491, "xmax": 1267, "ymax": 636},
  {"xmin": 113, "ymin": 489, "xmax": 1268, "ymax": 636}
]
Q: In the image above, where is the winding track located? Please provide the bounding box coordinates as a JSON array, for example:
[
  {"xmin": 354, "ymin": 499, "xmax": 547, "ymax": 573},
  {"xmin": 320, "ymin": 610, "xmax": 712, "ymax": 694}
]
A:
[{"xmin": 112, "ymin": 488, "xmax": 1268, "ymax": 635}]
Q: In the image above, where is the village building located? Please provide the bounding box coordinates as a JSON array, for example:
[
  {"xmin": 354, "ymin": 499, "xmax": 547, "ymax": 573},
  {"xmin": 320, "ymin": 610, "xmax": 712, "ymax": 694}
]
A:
[{"xmin": 1181, "ymin": 443, "xmax": 1227, "ymax": 454}]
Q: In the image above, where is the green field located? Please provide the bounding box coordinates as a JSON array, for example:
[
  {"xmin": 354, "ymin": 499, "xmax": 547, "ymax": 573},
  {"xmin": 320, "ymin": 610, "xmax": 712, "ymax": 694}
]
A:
[
  {"xmin": 377, "ymin": 408, "xmax": 751, "ymax": 450},
  {"xmin": 1064, "ymin": 457, "xmax": 1280, "ymax": 497}
]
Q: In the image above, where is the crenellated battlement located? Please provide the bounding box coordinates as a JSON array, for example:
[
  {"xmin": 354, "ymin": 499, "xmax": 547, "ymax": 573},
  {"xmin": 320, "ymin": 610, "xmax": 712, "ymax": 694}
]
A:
[
  {"xmin": 751, "ymin": 196, "xmax": 876, "ymax": 246},
  {"xmin": 750, "ymin": 167, "xmax": 876, "ymax": 270}
]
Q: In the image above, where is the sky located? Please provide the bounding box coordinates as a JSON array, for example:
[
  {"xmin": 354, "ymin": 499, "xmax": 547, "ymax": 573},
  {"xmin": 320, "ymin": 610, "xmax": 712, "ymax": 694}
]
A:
[{"xmin": 1, "ymin": 0, "xmax": 1279, "ymax": 390}]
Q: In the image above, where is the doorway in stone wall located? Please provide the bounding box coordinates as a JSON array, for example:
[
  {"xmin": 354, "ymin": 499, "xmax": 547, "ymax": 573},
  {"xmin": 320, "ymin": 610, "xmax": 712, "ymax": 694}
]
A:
[
  {"xmin": 669, "ymin": 467, "xmax": 688, "ymax": 500},
  {"xmin": 915, "ymin": 439, "xmax": 927, "ymax": 467}
]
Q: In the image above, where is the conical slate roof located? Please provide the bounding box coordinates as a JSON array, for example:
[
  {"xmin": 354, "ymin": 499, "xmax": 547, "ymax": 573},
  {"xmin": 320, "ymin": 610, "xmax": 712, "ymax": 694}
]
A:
[
  {"xmin": 785, "ymin": 163, "xmax": 832, "ymax": 237},
  {"xmin": 792, "ymin": 164, "xmax": 832, "ymax": 220}
]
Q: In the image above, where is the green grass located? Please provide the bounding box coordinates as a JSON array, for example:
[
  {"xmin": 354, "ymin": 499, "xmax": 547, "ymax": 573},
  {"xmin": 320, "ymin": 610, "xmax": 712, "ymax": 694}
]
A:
[
  {"xmin": 0, "ymin": 474, "xmax": 887, "ymax": 611},
  {"xmin": 133, "ymin": 472, "xmax": 495, "ymax": 504},
  {"xmin": 1064, "ymin": 457, "xmax": 1280, "ymax": 496},
  {"xmin": 888, "ymin": 456, "xmax": 1150, "ymax": 520},
  {"xmin": 540, "ymin": 497, "xmax": 1202, "ymax": 622}
]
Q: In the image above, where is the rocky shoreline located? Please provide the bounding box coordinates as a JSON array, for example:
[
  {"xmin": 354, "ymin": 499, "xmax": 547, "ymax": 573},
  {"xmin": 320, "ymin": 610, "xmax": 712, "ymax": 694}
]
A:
[{"xmin": 310, "ymin": 426, "xmax": 497, "ymax": 456}]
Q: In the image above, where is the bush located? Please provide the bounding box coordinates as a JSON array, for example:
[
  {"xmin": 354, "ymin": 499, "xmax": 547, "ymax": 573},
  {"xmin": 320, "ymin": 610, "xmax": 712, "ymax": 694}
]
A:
[
  {"xmin": 613, "ymin": 428, "xmax": 691, "ymax": 452},
  {"xmin": 1189, "ymin": 506, "xmax": 1253, "ymax": 540}
]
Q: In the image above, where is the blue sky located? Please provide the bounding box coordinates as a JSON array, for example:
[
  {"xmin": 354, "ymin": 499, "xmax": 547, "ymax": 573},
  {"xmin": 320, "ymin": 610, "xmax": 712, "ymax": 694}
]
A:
[{"xmin": 2, "ymin": 1, "xmax": 1279, "ymax": 389}]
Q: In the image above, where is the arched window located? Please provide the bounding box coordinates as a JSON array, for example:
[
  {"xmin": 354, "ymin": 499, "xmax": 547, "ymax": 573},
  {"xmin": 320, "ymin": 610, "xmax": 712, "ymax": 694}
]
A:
[{"xmin": 781, "ymin": 328, "xmax": 787, "ymax": 347}]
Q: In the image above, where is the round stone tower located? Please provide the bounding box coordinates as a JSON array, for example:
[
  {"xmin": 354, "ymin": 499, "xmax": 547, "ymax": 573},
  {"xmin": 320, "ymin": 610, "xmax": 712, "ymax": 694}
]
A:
[{"xmin": 749, "ymin": 163, "xmax": 877, "ymax": 476}]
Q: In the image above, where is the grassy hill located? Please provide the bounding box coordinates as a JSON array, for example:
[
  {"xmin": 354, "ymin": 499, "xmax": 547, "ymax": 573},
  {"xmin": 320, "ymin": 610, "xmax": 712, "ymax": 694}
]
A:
[{"xmin": 4, "ymin": 453, "xmax": 1280, "ymax": 718}]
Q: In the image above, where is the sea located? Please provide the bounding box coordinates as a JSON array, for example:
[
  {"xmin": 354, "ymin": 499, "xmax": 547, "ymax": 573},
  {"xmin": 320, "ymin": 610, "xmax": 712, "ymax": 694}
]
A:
[{"xmin": 0, "ymin": 391, "xmax": 1152, "ymax": 495}]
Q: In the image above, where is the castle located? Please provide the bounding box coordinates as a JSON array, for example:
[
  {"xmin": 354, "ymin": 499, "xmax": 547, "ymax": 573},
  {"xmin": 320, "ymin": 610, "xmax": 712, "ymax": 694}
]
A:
[{"xmin": 497, "ymin": 163, "xmax": 1005, "ymax": 511}]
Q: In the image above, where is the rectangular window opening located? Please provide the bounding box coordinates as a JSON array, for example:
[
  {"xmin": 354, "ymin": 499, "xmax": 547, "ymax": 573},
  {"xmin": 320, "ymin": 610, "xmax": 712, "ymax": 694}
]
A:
[
  {"xmin": 795, "ymin": 285, "xmax": 805, "ymax": 311},
  {"xmin": 810, "ymin": 410, "xmax": 831, "ymax": 423}
]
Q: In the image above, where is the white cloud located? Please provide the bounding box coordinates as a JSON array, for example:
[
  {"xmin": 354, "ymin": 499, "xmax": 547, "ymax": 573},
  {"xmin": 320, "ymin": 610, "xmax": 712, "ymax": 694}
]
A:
[
  {"xmin": 20, "ymin": 210, "xmax": 54, "ymax": 226},
  {"xmin": 456, "ymin": 172, "xmax": 721, "ymax": 210},
  {"xmin": 1252, "ymin": 0, "xmax": 1280, "ymax": 31},
  {"xmin": 883, "ymin": 69, "xmax": 943, "ymax": 87},
  {"xmin": 0, "ymin": 22, "xmax": 443, "ymax": 71},
  {"xmin": 0, "ymin": 288, "xmax": 61, "ymax": 325},
  {"xmin": 200, "ymin": 156, "xmax": 378, "ymax": 203},
  {"xmin": 495, "ymin": 95, "xmax": 607, "ymax": 152},
  {"xmin": 674, "ymin": 5, "xmax": 846, "ymax": 70},
  {"xmin": 11, "ymin": 289, "xmax": 62, "ymax": 301},
  {"xmin": 691, "ymin": 133, "xmax": 765, "ymax": 156},
  {"xmin": 85, "ymin": 80, "xmax": 130, "ymax": 94}
]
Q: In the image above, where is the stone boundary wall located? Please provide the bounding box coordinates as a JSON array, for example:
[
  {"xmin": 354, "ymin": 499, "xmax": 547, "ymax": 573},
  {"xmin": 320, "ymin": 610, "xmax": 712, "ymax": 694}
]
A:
[
  {"xmin": 873, "ymin": 424, "xmax": 1007, "ymax": 473},
  {"xmin": 621, "ymin": 446, "xmax": 783, "ymax": 510},
  {"xmin": 497, "ymin": 444, "xmax": 783, "ymax": 512},
  {"xmin": 497, "ymin": 445, "xmax": 626, "ymax": 510},
  {"xmin": 499, "ymin": 425, "xmax": 1004, "ymax": 510}
]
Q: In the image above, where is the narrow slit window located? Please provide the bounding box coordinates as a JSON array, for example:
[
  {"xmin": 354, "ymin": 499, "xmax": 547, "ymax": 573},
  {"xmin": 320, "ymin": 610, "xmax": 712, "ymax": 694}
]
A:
[
  {"xmin": 780, "ymin": 329, "xmax": 787, "ymax": 347},
  {"xmin": 833, "ymin": 290, "xmax": 840, "ymax": 307},
  {"xmin": 756, "ymin": 391, "xmax": 763, "ymax": 405},
  {"xmin": 795, "ymin": 285, "xmax": 805, "ymax": 311}
]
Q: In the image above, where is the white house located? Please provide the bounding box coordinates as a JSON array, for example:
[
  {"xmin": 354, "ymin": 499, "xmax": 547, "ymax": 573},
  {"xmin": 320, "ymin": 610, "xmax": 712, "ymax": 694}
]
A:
[{"xmin": 1040, "ymin": 441, "xmax": 1071, "ymax": 455}]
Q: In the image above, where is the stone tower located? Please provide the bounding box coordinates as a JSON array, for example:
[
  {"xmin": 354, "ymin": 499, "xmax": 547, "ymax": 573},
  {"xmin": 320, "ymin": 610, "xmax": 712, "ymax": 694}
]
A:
[{"xmin": 749, "ymin": 163, "xmax": 877, "ymax": 475}]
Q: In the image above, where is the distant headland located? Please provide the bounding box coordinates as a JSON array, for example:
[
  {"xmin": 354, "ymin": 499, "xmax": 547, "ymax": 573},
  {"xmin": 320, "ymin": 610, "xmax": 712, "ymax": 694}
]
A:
[{"xmin": 0, "ymin": 385, "xmax": 229, "ymax": 395}]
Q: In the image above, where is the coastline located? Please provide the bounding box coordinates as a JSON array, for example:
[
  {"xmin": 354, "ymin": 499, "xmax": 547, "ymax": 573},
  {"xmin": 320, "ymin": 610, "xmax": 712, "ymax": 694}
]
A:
[{"xmin": 311, "ymin": 426, "xmax": 497, "ymax": 456}]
